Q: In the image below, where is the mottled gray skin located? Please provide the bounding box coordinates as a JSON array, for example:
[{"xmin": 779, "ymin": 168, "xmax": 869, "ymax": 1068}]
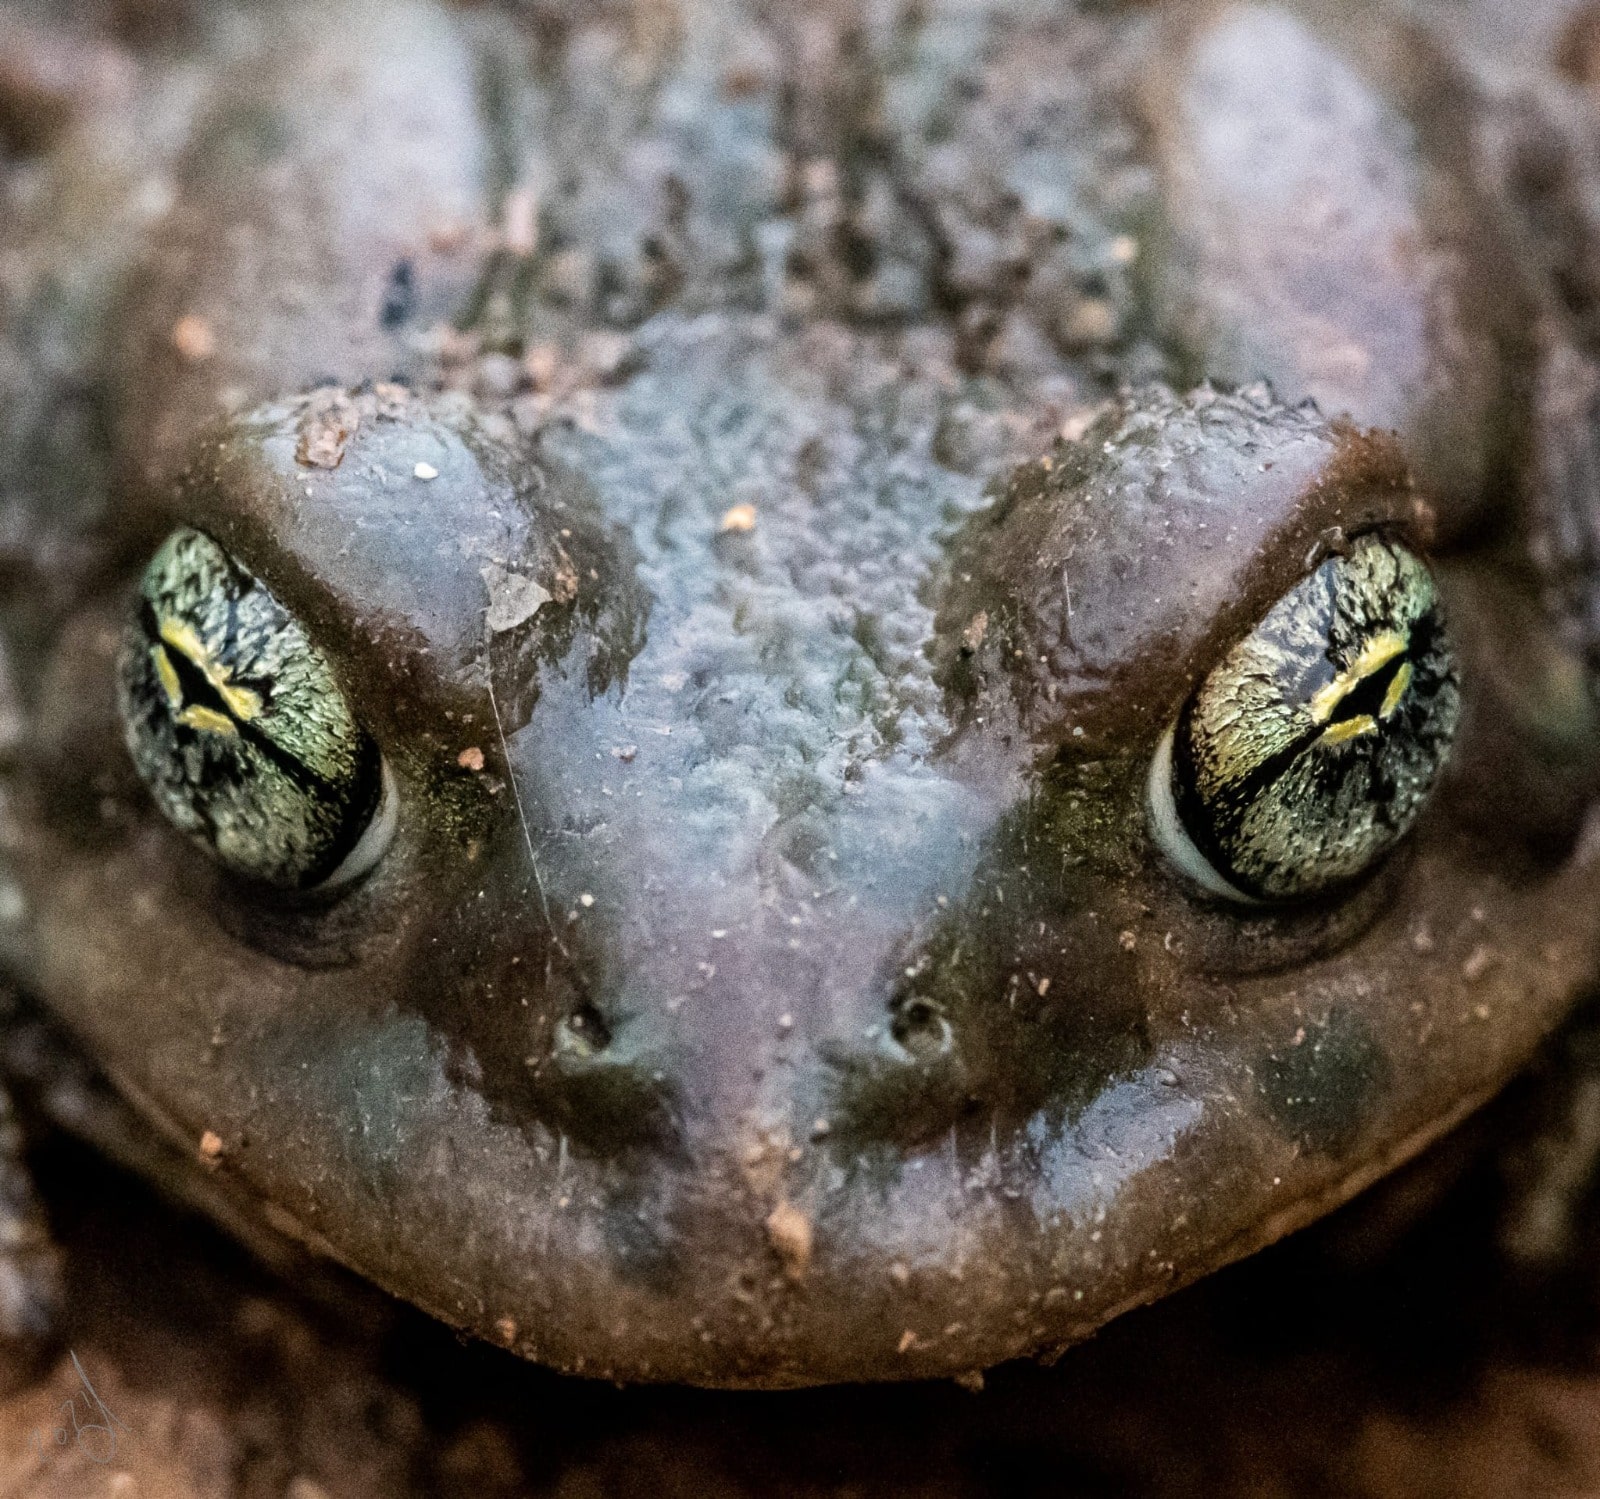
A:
[{"xmin": 7, "ymin": 0, "xmax": 1600, "ymax": 1387}]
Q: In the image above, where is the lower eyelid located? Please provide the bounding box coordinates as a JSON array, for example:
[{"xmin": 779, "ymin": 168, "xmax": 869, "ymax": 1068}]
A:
[
  {"xmin": 1145, "ymin": 724, "xmax": 1259, "ymax": 905},
  {"xmin": 311, "ymin": 758, "xmax": 399, "ymax": 893}
]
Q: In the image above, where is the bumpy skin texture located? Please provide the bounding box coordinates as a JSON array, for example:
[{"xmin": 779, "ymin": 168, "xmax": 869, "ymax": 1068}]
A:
[{"xmin": 7, "ymin": 0, "xmax": 1600, "ymax": 1386}]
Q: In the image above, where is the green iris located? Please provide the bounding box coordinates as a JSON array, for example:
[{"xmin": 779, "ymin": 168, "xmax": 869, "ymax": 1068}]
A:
[
  {"xmin": 1149, "ymin": 534, "xmax": 1460, "ymax": 903},
  {"xmin": 117, "ymin": 527, "xmax": 390, "ymax": 890}
]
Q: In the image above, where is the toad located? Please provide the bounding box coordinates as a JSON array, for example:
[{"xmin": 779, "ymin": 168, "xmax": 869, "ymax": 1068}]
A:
[{"xmin": 3, "ymin": 0, "xmax": 1600, "ymax": 1386}]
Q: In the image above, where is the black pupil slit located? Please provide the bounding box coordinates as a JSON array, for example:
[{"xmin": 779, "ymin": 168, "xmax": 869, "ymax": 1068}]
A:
[
  {"xmin": 137, "ymin": 601, "xmax": 282, "ymax": 759},
  {"xmin": 143, "ymin": 612, "xmax": 251, "ymax": 729},
  {"xmin": 1326, "ymin": 651, "xmax": 1408, "ymax": 728},
  {"xmin": 1173, "ymin": 639, "xmax": 1417, "ymax": 894},
  {"xmin": 1193, "ymin": 640, "xmax": 1415, "ymax": 805}
]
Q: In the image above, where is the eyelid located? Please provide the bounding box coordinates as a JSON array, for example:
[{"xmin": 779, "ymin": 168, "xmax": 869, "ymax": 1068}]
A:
[
  {"xmin": 307, "ymin": 758, "xmax": 398, "ymax": 893},
  {"xmin": 1145, "ymin": 724, "xmax": 1261, "ymax": 906}
]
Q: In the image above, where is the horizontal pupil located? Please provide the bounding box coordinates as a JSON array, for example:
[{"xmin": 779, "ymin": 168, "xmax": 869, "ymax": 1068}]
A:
[
  {"xmin": 153, "ymin": 635, "xmax": 239, "ymax": 729},
  {"xmin": 1173, "ymin": 628, "xmax": 1428, "ymax": 898},
  {"xmin": 1228, "ymin": 642, "xmax": 1414, "ymax": 807},
  {"xmin": 1327, "ymin": 652, "xmax": 1408, "ymax": 726},
  {"xmin": 136, "ymin": 601, "xmax": 332, "ymax": 799}
]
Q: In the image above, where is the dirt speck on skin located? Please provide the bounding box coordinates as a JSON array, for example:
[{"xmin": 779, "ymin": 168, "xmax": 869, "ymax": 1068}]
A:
[
  {"xmin": 765, "ymin": 1202, "xmax": 813, "ymax": 1282},
  {"xmin": 170, "ymin": 314, "xmax": 214, "ymax": 364},
  {"xmin": 294, "ymin": 392, "xmax": 359, "ymax": 470},
  {"xmin": 481, "ymin": 565, "xmax": 553, "ymax": 634}
]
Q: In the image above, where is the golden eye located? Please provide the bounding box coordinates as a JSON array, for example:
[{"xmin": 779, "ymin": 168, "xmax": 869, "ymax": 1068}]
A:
[
  {"xmin": 1147, "ymin": 534, "xmax": 1460, "ymax": 904},
  {"xmin": 117, "ymin": 527, "xmax": 395, "ymax": 891}
]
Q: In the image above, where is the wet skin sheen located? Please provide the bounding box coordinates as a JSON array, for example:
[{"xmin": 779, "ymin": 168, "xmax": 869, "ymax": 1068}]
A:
[{"xmin": 7, "ymin": 0, "xmax": 1600, "ymax": 1385}]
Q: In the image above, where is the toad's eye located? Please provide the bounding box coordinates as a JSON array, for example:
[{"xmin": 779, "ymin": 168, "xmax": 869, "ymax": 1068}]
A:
[
  {"xmin": 116, "ymin": 527, "xmax": 395, "ymax": 891},
  {"xmin": 1147, "ymin": 534, "xmax": 1460, "ymax": 904}
]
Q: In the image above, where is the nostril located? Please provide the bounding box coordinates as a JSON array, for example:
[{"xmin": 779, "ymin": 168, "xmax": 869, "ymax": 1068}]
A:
[
  {"xmin": 888, "ymin": 996, "xmax": 954, "ymax": 1061},
  {"xmin": 820, "ymin": 992, "xmax": 973, "ymax": 1152},
  {"xmin": 533, "ymin": 1002, "xmax": 682, "ymax": 1158},
  {"xmin": 554, "ymin": 1002, "xmax": 612, "ymax": 1059}
]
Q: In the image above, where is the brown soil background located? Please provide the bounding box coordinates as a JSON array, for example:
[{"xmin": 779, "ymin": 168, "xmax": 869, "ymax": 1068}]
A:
[{"xmin": 3, "ymin": 1063, "xmax": 1600, "ymax": 1499}]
